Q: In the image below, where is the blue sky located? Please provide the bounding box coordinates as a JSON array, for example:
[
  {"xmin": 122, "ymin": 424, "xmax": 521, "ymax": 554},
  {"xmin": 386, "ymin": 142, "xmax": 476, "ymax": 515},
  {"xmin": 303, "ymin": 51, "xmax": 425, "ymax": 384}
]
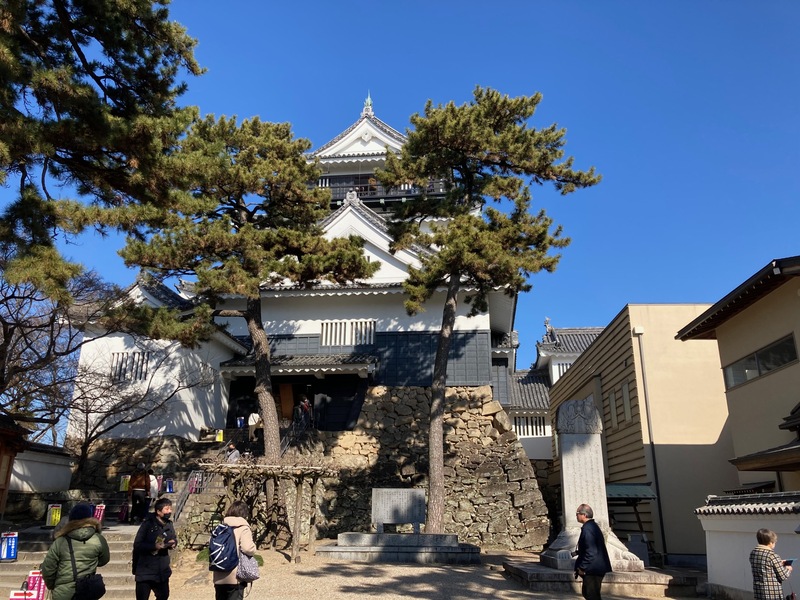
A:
[{"xmin": 56, "ymin": 1, "xmax": 800, "ymax": 369}]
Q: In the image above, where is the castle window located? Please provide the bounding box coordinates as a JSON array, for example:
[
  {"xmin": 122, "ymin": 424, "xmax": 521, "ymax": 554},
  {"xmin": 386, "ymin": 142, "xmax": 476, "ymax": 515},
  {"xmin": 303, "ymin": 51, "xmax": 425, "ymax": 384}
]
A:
[
  {"xmin": 320, "ymin": 320, "xmax": 376, "ymax": 347},
  {"xmin": 110, "ymin": 352, "xmax": 150, "ymax": 381}
]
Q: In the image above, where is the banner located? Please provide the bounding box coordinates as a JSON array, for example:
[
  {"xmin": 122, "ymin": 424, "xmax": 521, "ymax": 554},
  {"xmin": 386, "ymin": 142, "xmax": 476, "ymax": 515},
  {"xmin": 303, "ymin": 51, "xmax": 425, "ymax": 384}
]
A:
[
  {"xmin": 45, "ymin": 505, "xmax": 61, "ymax": 527},
  {"xmin": 165, "ymin": 478, "xmax": 174, "ymax": 493},
  {"xmin": 93, "ymin": 504, "xmax": 106, "ymax": 523},
  {"xmin": 0, "ymin": 532, "xmax": 18, "ymax": 561}
]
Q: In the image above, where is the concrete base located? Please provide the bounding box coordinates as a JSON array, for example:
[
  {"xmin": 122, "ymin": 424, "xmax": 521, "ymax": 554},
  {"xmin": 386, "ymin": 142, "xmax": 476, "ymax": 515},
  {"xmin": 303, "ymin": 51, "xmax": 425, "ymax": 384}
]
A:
[
  {"xmin": 314, "ymin": 533, "xmax": 480, "ymax": 564},
  {"xmin": 503, "ymin": 560, "xmax": 702, "ymax": 598}
]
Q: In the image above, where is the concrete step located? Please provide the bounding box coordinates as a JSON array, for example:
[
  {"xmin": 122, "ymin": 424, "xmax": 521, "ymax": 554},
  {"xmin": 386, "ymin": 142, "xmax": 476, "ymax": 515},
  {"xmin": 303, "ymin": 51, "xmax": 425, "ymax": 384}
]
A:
[{"xmin": 0, "ymin": 524, "xmax": 141, "ymax": 600}]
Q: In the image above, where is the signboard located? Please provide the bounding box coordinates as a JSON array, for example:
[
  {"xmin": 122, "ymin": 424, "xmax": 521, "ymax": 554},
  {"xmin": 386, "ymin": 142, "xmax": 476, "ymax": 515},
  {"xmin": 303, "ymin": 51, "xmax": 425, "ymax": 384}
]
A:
[
  {"xmin": 44, "ymin": 505, "xmax": 61, "ymax": 528},
  {"xmin": 119, "ymin": 474, "xmax": 130, "ymax": 492},
  {"xmin": 0, "ymin": 532, "xmax": 18, "ymax": 561},
  {"xmin": 93, "ymin": 504, "xmax": 105, "ymax": 523},
  {"xmin": 25, "ymin": 570, "xmax": 46, "ymax": 600}
]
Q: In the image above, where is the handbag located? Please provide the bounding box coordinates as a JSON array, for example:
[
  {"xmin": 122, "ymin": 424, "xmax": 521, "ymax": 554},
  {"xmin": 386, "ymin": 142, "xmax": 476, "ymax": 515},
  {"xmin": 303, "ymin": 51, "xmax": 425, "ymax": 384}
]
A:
[
  {"xmin": 66, "ymin": 537, "xmax": 106, "ymax": 600},
  {"xmin": 236, "ymin": 552, "xmax": 260, "ymax": 583}
]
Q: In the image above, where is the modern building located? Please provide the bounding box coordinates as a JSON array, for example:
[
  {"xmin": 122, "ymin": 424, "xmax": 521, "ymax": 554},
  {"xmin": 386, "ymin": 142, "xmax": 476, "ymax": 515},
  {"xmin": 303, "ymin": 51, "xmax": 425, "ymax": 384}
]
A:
[
  {"xmin": 677, "ymin": 255, "xmax": 800, "ymax": 491},
  {"xmin": 678, "ymin": 256, "xmax": 800, "ymax": 598},
  {"xmin": 548, "ymin": 304, "xmax": 739, "ymax": 566}
]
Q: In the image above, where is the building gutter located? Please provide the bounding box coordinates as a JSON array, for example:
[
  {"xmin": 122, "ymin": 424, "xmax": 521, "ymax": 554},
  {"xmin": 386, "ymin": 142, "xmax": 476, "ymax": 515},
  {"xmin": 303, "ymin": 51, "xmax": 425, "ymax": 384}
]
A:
[{"xmin": 632, "ymin": 326, "xmax": 669, "ymax": 558}]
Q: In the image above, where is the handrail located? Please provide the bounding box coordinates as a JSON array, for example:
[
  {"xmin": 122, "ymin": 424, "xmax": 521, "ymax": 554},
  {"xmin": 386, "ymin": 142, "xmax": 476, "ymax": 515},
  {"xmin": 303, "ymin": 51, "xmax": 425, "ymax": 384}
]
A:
[
  {"xmin": 280, "ymin": 413, "xmax": 311, "ymax": 456},
  {"xmin": 174, "ymin": 429, "xmax": 248, "ymax": 522}
]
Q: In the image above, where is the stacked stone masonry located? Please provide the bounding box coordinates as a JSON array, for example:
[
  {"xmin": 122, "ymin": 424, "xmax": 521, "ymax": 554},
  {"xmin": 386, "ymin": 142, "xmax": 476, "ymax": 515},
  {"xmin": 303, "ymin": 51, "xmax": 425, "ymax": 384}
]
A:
[
  {"xmin": 312, "ymin": 385, "xmax": 549, "ymax": 550},
  {"xmin": 68, "ymin": 384, "xmax": 549, "ymax": 551}
]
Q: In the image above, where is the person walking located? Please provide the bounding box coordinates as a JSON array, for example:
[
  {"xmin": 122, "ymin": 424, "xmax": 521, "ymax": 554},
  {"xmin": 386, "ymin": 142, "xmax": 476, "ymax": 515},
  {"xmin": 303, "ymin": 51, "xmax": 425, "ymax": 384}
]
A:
[
  {"xmin": 40, "ymin": 502, "xmax": 110, "ymax": 600},
  {"xmin": 147, "ymin": 468, "xmax": 160, "ymax": 513},
  {"xmin": 574, "ymin": 503, "xmax": 612, "ymax": 600},
  {"xmin": 226, "ymin": 442, "xmax": 240, "ymax": 464},
  {"xmin": 247, "ymin": 410, "xmax": 262, "ymax": 442},
  {"xmin": 213, "ymin": 501, "xmax": 258, "ymax": 600},
  {"xmin": 133, "ymin": 497, "xmax": 178, "ymax": 600},
  {"xmin": 129, "ymin": 462, "xmax": 150, "ymax": 524},
  {"xmin": 750, "ymin": 528, "xmax": 793, "ymax": 600}
]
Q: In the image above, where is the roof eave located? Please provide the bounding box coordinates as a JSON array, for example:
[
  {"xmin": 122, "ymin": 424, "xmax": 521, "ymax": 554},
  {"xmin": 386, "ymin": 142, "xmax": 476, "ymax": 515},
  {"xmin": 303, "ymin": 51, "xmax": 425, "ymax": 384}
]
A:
[{"xmin": 677, "ymin": 256, "xmax": 800, "ymax": 341}]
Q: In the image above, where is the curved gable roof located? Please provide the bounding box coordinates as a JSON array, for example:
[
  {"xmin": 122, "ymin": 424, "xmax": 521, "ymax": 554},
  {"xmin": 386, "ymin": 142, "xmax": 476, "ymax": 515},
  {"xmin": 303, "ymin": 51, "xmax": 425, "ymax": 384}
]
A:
[{"xmin": 310, "ymin": 98, "xmax": 406, "ymax": 161}]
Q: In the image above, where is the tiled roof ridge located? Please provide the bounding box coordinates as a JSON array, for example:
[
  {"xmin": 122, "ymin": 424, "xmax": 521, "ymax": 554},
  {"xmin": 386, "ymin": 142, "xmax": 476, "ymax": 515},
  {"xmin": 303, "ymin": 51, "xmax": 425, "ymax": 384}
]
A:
[{"xmin": 695, "ymin": 491, "xmax": 800, "ymax": 515}]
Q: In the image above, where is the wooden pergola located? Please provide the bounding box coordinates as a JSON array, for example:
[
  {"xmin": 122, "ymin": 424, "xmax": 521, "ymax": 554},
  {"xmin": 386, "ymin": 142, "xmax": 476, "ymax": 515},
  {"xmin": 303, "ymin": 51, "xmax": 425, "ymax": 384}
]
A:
[{"xmin": 198, "ymin": 461, "xmax": 338, "ymax": 562}]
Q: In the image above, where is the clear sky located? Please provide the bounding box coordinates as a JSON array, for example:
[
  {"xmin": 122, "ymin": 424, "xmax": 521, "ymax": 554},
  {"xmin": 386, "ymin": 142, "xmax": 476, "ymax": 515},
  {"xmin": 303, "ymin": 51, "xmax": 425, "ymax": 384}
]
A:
[{"xmin": 55, "ymin": 1, "xmax": 800, "ymax": 369}]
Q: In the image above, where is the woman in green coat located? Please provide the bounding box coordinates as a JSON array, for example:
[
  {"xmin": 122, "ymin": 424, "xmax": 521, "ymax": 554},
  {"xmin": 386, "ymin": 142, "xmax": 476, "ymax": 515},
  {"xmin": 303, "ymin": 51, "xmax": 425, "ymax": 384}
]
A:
[{"xmin": 41, "ymin": 503, "xmax": 110, "ymax": 600}]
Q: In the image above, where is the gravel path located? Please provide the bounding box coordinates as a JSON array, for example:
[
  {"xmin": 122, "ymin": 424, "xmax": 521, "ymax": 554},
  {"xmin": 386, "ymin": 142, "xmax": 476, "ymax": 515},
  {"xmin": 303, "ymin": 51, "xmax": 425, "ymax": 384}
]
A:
[{"xmin": 166, "ymin": 549, "xmax": 627, "ymax": 600}]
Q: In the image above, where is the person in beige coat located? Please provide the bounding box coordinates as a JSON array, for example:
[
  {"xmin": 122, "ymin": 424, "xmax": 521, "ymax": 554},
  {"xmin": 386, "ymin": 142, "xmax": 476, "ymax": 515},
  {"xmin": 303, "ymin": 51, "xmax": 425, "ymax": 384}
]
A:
[{"xmin": 213, "ymin": 501, "xmax": 257, "ymax": 600}]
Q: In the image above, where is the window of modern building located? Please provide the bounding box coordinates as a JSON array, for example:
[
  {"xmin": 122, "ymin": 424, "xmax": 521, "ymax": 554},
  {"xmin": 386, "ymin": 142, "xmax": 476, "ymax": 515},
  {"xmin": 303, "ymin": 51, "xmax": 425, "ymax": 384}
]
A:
[{"xmin": 723, "ymin": 334, "xmax": 798, "ymax": 389}]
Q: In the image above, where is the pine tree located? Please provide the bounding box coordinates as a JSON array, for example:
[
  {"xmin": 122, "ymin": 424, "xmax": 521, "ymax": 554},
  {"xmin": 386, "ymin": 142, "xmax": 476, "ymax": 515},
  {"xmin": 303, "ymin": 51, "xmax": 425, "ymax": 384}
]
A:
[
  {"xmin": 120, "ymin": 115, "xmax": 379, "ymax": 463},
  {"xmin": 378, "ymin": 87, "xmax": 601, "ymax": 533},
  {"xmin": 0, "ymin": 0, "xmax": 202, "ymax": 299}
]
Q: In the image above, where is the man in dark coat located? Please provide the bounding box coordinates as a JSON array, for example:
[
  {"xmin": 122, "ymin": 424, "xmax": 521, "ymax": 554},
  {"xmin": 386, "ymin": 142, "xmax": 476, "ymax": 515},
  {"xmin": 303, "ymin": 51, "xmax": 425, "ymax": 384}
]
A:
[
  {"xmin": 575, "ymin": 503, "xmax": 612, "ymax": 600},
  {"xmin": 133, "ymin": 497, "xmax": 177, "ymax": 600}
]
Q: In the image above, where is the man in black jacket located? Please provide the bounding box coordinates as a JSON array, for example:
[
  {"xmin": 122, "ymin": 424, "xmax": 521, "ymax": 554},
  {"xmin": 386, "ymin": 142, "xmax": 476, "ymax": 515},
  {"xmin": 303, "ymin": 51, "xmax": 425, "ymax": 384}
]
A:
[
  {"xmin": 575, "ymin": 503, "xmax": 612, "ymax": 600},
  {"xmin": 133, "ymin": 497, "xmax": 177, "ymax": 600}
]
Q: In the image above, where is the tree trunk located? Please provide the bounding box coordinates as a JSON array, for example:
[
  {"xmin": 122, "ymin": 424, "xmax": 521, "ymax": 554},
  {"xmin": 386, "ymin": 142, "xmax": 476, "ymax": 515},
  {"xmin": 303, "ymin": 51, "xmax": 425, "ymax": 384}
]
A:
[
  {"xmin": 244, "ymin": 297, "xmax": 281, "ymax": 462},
  {"xmin": 244, "ymin": 298, "xmax": 289, "ymax": 544},
  {"xmin": 426, "ymin": 272, "xmax": 460, "ymax": 533}
]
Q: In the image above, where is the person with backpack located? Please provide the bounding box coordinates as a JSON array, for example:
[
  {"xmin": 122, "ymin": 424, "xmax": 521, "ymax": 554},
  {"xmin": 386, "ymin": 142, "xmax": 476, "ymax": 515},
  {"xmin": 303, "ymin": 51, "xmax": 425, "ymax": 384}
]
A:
[
  {"xmin": 40, "ymin": 502, "xmax": 110, "ymax": 600},
  {"xmin": 211, "ymin": 501, "xmax": 257, "ymax": 600},
  {"xmin": 133, "ymin": 497, "xmax": 177, "ymax": 600}
]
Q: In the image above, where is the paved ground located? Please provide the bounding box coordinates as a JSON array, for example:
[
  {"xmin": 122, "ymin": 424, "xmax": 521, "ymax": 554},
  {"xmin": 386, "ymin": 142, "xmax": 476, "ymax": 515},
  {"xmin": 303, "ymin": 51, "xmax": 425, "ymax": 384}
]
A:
[{"xmin": 167, "ymin": 548, "xmax": 633, "ymax": 600}]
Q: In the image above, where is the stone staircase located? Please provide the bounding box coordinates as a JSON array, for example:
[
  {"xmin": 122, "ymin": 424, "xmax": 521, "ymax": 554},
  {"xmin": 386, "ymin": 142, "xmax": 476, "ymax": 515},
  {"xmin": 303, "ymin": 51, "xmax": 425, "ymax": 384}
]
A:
[
  {"xmin": 0, "ymin": 523, "xmax": 140, "ymax": 599},
  {"xmin": 0, "ymin": 433, "xmax": 240, "ymax": 599}
]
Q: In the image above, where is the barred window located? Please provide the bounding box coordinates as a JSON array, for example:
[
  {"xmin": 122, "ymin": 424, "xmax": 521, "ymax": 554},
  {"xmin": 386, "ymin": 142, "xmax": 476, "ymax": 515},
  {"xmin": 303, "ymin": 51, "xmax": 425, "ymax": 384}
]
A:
[
  {"xmin": 320, "ymin": 320, "xmax": 376, "ymax": 347},
  {"xmin": 111, "ymin": 352, "xmax": 150, "ymax": 381},
  {"xmin": 513, "ymin": 415, "xmax": 548, "ymax": 438}
]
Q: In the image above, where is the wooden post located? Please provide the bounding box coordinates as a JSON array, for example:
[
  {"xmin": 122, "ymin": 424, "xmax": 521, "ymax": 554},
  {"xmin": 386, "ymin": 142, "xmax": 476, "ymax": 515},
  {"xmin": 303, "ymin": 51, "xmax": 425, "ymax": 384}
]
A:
[
  {"xmin": 308, "ymin": 476, "xmax": 319, "ymax": 554},
  {"xmin": 292, "ymin": 475, "xmax": 304, "ymax": 563}
]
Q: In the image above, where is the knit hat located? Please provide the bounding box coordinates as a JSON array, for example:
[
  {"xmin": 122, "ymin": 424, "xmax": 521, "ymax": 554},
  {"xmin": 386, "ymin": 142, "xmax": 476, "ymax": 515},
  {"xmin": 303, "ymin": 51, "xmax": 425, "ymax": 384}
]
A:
[{"xmin": 69, "ymin": 503, "xmax": 93, "ymax": 521}]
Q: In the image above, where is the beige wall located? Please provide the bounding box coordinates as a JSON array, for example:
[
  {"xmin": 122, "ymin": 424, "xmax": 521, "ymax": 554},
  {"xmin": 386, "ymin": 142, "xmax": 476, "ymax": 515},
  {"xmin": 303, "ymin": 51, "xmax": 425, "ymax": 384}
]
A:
[
  {"xmin": 714, "ymin": 278, "xmax": 800, "ymax": 489},
  {"xmin": 629, "ymin": 305, "xmax": 738, "ymax": 557},
  {"xmin": 549, "ymin": 304, "xmax": 738, "ymax": 560}
]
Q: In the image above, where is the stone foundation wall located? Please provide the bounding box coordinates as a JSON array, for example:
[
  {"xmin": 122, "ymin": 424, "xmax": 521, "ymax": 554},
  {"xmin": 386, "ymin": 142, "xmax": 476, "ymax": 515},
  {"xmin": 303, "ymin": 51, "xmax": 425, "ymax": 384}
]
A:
[
  {"xmin": 62, "ymin": 384, "xmax": 550, "ymax": 551},
  {"xmin": 70, "ymin": 435, "xmax": 216, "ymax": 489},
  {"xmin": 312, "ymin": 385, "xmax": 549, "ymax": 550}
]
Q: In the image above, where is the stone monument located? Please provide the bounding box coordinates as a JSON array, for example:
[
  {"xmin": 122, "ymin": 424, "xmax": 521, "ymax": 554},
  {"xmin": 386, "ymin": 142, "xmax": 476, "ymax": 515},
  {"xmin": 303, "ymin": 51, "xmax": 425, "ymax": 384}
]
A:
[{"xmin": 540, "ymin": 396, "xmax": 644, "ymax": 572}]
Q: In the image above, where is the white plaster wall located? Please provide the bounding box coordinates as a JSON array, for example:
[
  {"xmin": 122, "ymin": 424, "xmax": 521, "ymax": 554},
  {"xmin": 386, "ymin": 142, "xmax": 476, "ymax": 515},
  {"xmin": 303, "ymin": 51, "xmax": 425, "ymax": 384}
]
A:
[
  {"xmin": 700, "ymin": 514, "xmax": 800, "ymax": 599},
  {"xmin": 520, "ymin": 435, "xmax": 553, "ymax": 460},
  {"xmin": 216, "ymin": 292, "xmax": 490, "ymax": 336},
  {"xmin": 70, "ymin": 331, "xmax": 234, "ymax": 441},
  {"xmin": 10, "ymin": 449, "xmax": 73, "ymax": 492}
]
